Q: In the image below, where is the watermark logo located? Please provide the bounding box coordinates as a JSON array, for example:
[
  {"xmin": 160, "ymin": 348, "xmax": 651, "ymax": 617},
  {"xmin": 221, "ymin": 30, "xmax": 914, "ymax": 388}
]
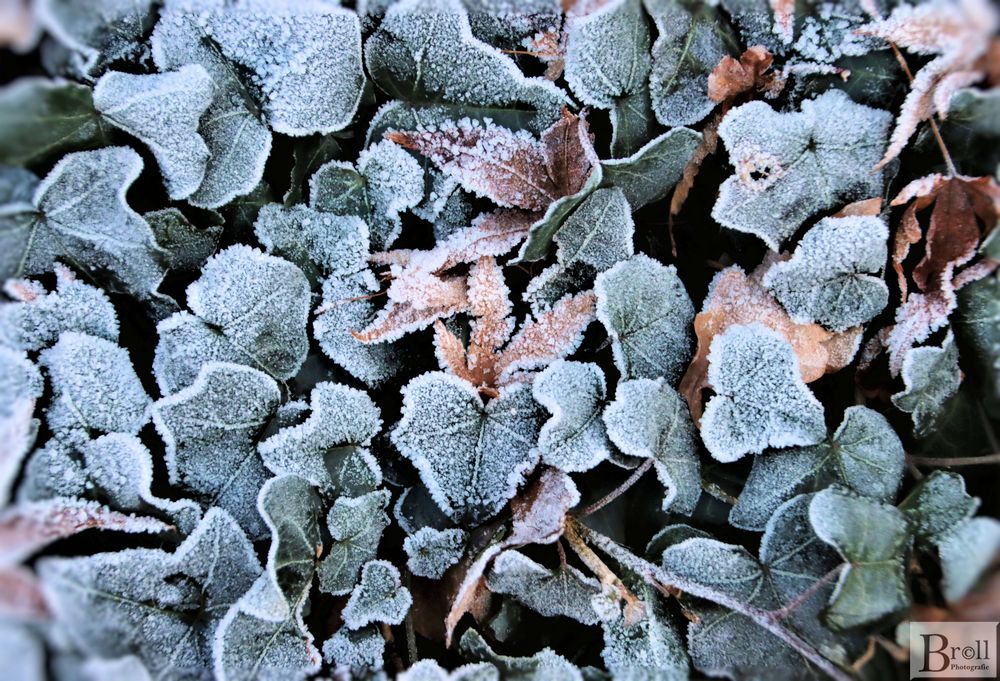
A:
[{"xmin": 909, "ymin": 622, "xmax": 998, "ymax": 678}]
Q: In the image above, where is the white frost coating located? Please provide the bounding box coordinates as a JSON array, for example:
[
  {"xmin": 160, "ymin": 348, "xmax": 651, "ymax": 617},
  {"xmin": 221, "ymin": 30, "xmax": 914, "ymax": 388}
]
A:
[
  {"xmin": 711, "ymin": 90, "xmax": 891, "ymax": 249},
  {"xmin": 603, "ymin": 378, "xmax": 701, "ymax": 514},
  {"xmin": 258, "ymin": 382, "xmax": 383, "ymax": 497},
  {"xmin": 399, "ymin": 659, "xmax": 499, "ymax": 681},
  {"xmin": 701, "ymin": 324, "xmax": 826, "ymax": 462},
  {"xmin": 595, "ymin": 254, "xmax": 694, "ymax": 382},
  {"xmin": 533, "ymin": 360, "xmax": 611, "ymax": 472},
  {"xmin": 342, "ymin": 560, "xmax": 413, "ymax": 630},
  {"xmin": 486, "ymin": 550, "xmax": 602, "ymax": 624},
  {"xmin": 36, "ymin": 0, "xmax": 156, "ymax": 76},
  {"xmin": 319, "ymin": 489, "xmax": 391, "ymax": 595},
  {"xmin": 324, "ymin": 625, "xmax": 385, "ymax": 677},
  {"xmin": 601, "ymin": 587, "xmax": 689, "ymax": 680},
  {"xmin": 763, "ymin": 216, "xmax": 890, "ymax": 331},
  {"xmin": 0, "ymin": 265, "xmax": 118, "ymax": 351},
  {"xmin": 40, "ymin": 332, "xmax": 150, "ymax": 442},
  {"xmin": 0, "ymin": 348, "xmax": 41, "ymax": 506},
  {"xmin": 93, "ymin": 66, "xmax": 214, "ymax": 200},
  {"xmin": 900, "ymin": 471, "xmax": 979, "ymax": 545},
  {"xmin": 404, "ymin": 526, "xmax": 466, "ymax": 579},
  {"xmin": 254, "ymin": 203, "xmax": 369, "ymax": 281},
  {"xmin": 391, "ymin": 372, "xmax": 544, "ymax": 524},
  {"xmin": 564, "ymin": 0, "xmax": 651, "ymax": 109},
  {"xmin": 891, "ymin": 330, "xmax": 961, "ymax": 437},
  {"xmin": 0, "ymin": 147, "xmax": 167, "ymax": 299},
  {"xmin": 939, "ymin": 517, "xmax": 1000, "ymax": 602},
  {"xmin": 38, "ymin": 509, "xmax": 261, "ymax": 681},
  {"xmin": 459, "ymin": 629, "xmax": 581, "ymax": 680},
  {"xmin": 357, "ymin": 141, "xmax": 425, "ymax": 249},
  {"xmin": 152, "ymin": 361, "xmax": 280, "ymax": 539}
]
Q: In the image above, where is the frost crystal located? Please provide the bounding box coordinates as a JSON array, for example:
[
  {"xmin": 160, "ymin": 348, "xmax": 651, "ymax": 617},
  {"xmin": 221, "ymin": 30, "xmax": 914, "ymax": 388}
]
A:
[
  {"xmin": 36, "ymin": 0, "xmax": 156, "ymax": 76},
  {"xmin": 595, "ymin": 254, "xmax": 694, "ymax": 382},
  {"xmin": 533, "ymin": 361, "xmax": 611, "ymax": 473},
  {"xmin": 320, "ymin": 489, "xmax": 391, "ymax": 595},
  {"xmin": 601, "ymin": 585, "xmax": 689, "ymax": 680},
  {"xmin": 599, "ymin": 126, "xmax": 704, "ymax": 209},
  {"xmin": 404, "ymin": 527, "xmax": 467, "ymax": 579},
  {"xmin": 324, "ymin": 625, "xmax": 385, "ymax": 677},
  {"xmin": 0, "ymin": 348, "xmax": 41, "ymax": 505},
  {"xmin": 712, "ymin": 90, "xmax": 891, "ymax": 249},
  {"xmin": 146, "ymin": 208, "xmax": 223, "ymax": 272},
  {"xmin": 392, "ymin": 372, "xmax": 544, "ymax": 524},
  {"xmin": 254, "ymin": 204, "xmax": 369, "ymax": 284},
  {"xmin": 891, "ymin": 330, "xmax": 961, "ymax": 437},
  {"xmin": 342, "ymin": 560, "xmax": 413, "ymax": 630},
  {"xmin": 486, "ymin": 550, "xmax": 602, "ymax": 624},
  {"xmin": 399, "ymin": 659, "xmax": 498, "ymax": 681},
  {"xmin": 459, "ymin": 629, "xmax": 581, "ymax": 681},
  {"xmin": 763, "ymin": 216, "xmax": 890, "ymax": 331},
  {"xmin": 701, "ymin": 324, "xmax": 826, "ymax": 462}
]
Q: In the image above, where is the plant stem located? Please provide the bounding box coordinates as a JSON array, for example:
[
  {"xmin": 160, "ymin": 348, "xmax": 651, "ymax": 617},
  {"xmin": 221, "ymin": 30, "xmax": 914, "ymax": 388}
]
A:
[
  {"xmin": 573, "ymin": 458, "xmax": 654, "ymax": 518},
  {"xmin": 771, "ymin": 565, "xmax": 844, "ymax": 620},
  {"xmin": 907, "ymin": 452, "xmax": 1000, "ymax": 467},
  {"xmin": 564, "ymin": 521, "xmax": 646, "ymax": 620}
]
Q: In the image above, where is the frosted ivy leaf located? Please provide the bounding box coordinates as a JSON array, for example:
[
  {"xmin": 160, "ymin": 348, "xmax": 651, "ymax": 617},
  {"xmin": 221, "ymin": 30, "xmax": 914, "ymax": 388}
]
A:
[
  {"xmin": 392, "ymin": 372, "xmax": 544, "ymax": 524},
  {"xmin": 324, "ymin": 625, "xmax": 385, "ymax": 677},
  {"xmin": 314, "ymin": 270, "xmax": 403, "ymax": 386},
  {"xmin": 39, "ymin": 509, "xmax": 261, "ymax": 680},
  {"xmin": 40, "ymin": 332, "xmax": 150, "ymax": 443},
  {"xmin": 0, "ymin": 265, "xmax": 118, "ymax": 351},
  {"xmin": 701, "ymin": 324, "xmax": 826, "ymax": 462},
  {"xmin": 938, "ymin": 516, "xmax": 1000, "ymax": 601},
  {"xmin": 319, "ymin": 489, "xmax": 391, "ymax": 595},
  {"xmin": 595, "ymin": 254, "xmax": 694, "ymax": 382},
  {"xmin": 459, "ymin": 629, "xmax": 582, "ymax": 681},
  {"xmin": 399, "ymin": 659, "xmax": 498, "ymax": 681},
  {"xmin": 604, "ymin": 378, "xmax": 701, "ymax": 514},
  {"xmin": 214, "ymin": 475, "xmax": 322, "ymax": 681},
  {"xmin": 0, "ymin": 147, "xmax": 167, "ymax": 300},
  {"xmin": 516, "ymin": 167, "xmax": 603, "ymax": 263},
  {"xmin": 763, "ymin": 216, "xmax": 890, "ymax": 331},
  {"xmin": 394, "ymin": 485, "xmax": 454, "ymax": 536},
  {"xmin": 310, "ymin": 141, "xmax": 424, "ymax": 249},
  {"xmin": 891, "ymin": 330, "xmax": 961, "ymax": 437},
  {"xmin": 730, "ymin": 406, "xmax": 905, "ymax": 531},
  {"xmin": 146, "ymin": 208, "xmax": 223, "ymax": 272},
  {"xmin": 808, "ymin": 488, "xmax": 911, "ymax": 630},
  {"xmin": 153, "ymin": 245, "xmax": 311, "ymax": 393},
  {"xmin": 532, "ymin": 361, "xmax": 611, "ymax": 473},
  {"xmin": 151, "ymin": 7, "xmax": 272, "ymax": 209},
  {"xmin": 486, "ymin": 550, "xmax": 601, "ymax": 624},
  {"xmin": 364, "ymin": 0, "xmax": 567, "ymax": 131},
  {"xmin": 152, "ymin": 362, "xmax": 280, "ymax": 539},
  {"xmin": 258, "ymin": 382, "xmax": 382, "ymax": 498},
  {"xmin": 342, "ymin": 560, "xmax": 412, "ymax": 630},
  {"xmin": 93, "ymin": 66, "xmax": 214, "ymax": 200},
  {"xmin": 957, "ymin": 276, "xmax": 1000, "ymax": 411},
  {"xmin": 36, "ymin": 0, "xmax": 156, "ymax": 76},
  {"xmin": 0, "ymin": 348, "xmax": 41, "ymax": 506},
  {"xmin": 645, "ymin": 0, "xmax": 732, "ymax": 127},
  {"xmin": 404, "ymin": 527, "xmax": 467, "ymax": 579},
  {"xmin": 599, "ymin": 127, "xmax": 702, "ymax": 209},
  {"xmin": 564, "ymin": 0, "xmax": 651, "ymax": 109},
  {"xmin": 527, "ymin": 188, "xmax": 634, "ymax": 310},
  {"xmin": 81, "ymin": 655, "xmax": 153, "ymax": 681},
  {"xmin": 711, "ymin": 90, "xmax": 891, "ymax": 249},
  {"xmin": 601, "ymin": 584, "xmax": 689, "ymax": 680},
  {"xmin": 0, "ymin": 166, "xmax": 38, "ymax": 204},
  {"xmin": 899, "ymin": 471, "xmax": 979, "ymax": 545}
]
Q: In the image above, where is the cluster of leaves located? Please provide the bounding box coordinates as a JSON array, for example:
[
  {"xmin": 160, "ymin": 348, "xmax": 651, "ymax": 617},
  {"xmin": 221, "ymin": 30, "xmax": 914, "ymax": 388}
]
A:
[{"xmin": 0, "ymin": 0, "xmax": 998, "ymax": 679}]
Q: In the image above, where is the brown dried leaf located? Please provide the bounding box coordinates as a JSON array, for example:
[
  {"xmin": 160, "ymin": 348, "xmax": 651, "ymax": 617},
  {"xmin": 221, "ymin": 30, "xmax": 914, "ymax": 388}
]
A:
[
  {"xmin": 834, "ymin": 197, "xmax": 883, "ymax": 218},
  {"xmin": 707, "ymin": 46, "xmax": 775, "ymax": 103},
  {"xmin": 506, "ymin": 468, "xmax": 580, "ymax": 546},
  {"xmin": 0, "ymin": 0, "xmax": 35, "ymax": 51},
  {"xmin": 433, "ymin": 210, "xmax": 537, "ymax": 273},
  {"xmin": 353, "ymin": 298, "xmax": 467, "ymax": 344},
  {"xmin": 0, "ymin": 566, "xmax": 48, "ymax": 620},
  {"xmin": 540, "ymin": 109, "xmax": 599, "ymax": 196}
]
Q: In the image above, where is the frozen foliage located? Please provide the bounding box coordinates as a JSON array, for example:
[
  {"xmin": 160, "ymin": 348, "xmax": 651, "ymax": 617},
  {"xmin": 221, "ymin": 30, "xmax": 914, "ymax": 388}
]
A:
[
  {"xmin": 0, "ymin": 147, "xmax": 167, "ymax": 299},
  {"xmin": 398, "ymin": 659, "xmax": 497, "ymax": 681},
  {"xmin": 0, "ymin": 80, "xmax": 107, "ymax": 166},
  {"xmin": 146, "ymin": 208, "xmax": 223, "ymax": 272},
  {"xmin": 40, "ymin": 332, "xmax": 150, "ymax": 442},
  {"xmin": 39, "ymin": 509, "xmax": 261, "ymax": 680},
  {"xmin": 324, "ymin": 625, "xmax": 385, "ymax": 677},
  {"xmin": 154, "ymin": 246, "xmax": 311, "ymax": 393},
  {"xmin": 891, "ymin": 330, "xmax": 961, "ymax": 437},
  {"xmin": 595, "ymin": 255, "xmax": 694, "ymax": 382},
  {"xmin": 938, "ymin": 517, "xmax": 1000, "ymax": 601},
  {"xmin": 319, "ymin": 489, "xmax": 391, "ymax": 595},
  {"xmin": 0, "ymin": 348, "xmax": 42, "ymax": 505},
  {"xmin": 254, "ymin": 204, "xmax": 369, "ymax": 284},
  {"xmin": 701, "ymin": 324, "xmax": 826, "ymax": 462},
  {"xmin": 0, "ymin": 265, "xmax": 118, "ymax": 351},
  {"xmin": 214, "ymin": 476, "xmax": 322, "ymax": 681},
  {"xmin": 601, "ymin": 126, "xmax": 703, "ymax": 208},
  {"xmin": 259, "ymin": 382, "xmax": 382, "ymax": 497},
  {"xmin": 364, "ymin": 0, "xmax": 566, "ymax": 128},
  {"xmin": 392, "ymin": 373, "xmax": 544, "ymax": 524},
  {"xmin": 809, "ymin": 488, "xmax": 911, "ymax": 630},
  {"xmin": 486, "ymin": 550, "xmax": 601, "ymax": 624},
  {"xmin": 0, "ymin": 624, "xmax": 45, "ymax": 680},
  {"xmin": 604, "ymin": 378, "xmax": 701, "ymax": 514},
  {"xmin": 459, "ymin": 629, "xmax": 581, "ymax": 681},
  {"xmin": 404, "ymin": 527, "xmax": 467, "ymax": 579},
  {"xmin": 93, "ymin": 66, "xmax": 214, "ymax": 200},
  {"xmin": 532, "ymin": 361, "xmax": 611, "ymax": 472},
  {"xmin": 731, "ymin": 406, "xmax": 905, "ymax": 530},
  {"xmin": 712, "ymin": 91, "xmax": 891, "ymax": 249},
  {"xmin": 36, "ymin": 0, "xmax": 156, "ymax": 76},
  {"xmin": 763, "ymin": 216, "xmax": 891, "ymax": 331},
  {"xmin": 342, "ymin": 560, "xmax": 412, "ymax": 629},
  {"xmin": 601, "ymin": 585, "xmax": 689, "ymax": 680},
  {"xmin": 152, "ymin": 362, "xmax": 280, "ymax": 539},
  {"xmin": 564, "ymin": 0, "xmax": 651, "ymax": 110}
]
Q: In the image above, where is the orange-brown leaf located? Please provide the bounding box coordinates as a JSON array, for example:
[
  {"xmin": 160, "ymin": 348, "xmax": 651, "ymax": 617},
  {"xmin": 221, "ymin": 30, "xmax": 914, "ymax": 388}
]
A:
[
  {"xmin": 770, "ymin": 0, "xmax": 795, "ymax": 44},
  {"xmin": 707, "ymin": 46, "xmax": 775, "ymax": 103},
  {"xmin": 540, "ymin": 109, "xmax": 598, "ymax": 196},
  {"xmin": 834, "ymin": 197, "xmax": 883, "ymax": 218},
  {"xmin": 506, "ymin": 468, "xmax": 579, "ymax": 546},
  {"xmin": 494, "ymin": 291, "xmax": 596, "ymax": 381}
]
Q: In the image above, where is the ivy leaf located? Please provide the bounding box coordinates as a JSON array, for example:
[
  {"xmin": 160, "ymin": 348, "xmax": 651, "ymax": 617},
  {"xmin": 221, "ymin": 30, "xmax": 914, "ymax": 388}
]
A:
[
  {"xmin": 609, "ymin": 85, "xmax": 655, "ymax": 158},
  {"xmin": 516, "ymin": 167, "xmax": 603, "ymax": 263},
  {"xmin": 36, "ymin": 0, "xmax": 155, "ymax": 76},
  {"xmin": 711, "ymin": 90, "xmax": 891, "ymax": 249},
  {"xmin": 0, "ymin": 78, "xmax": 109, "ymax": 165},
  {"xmin": 938, "ymin": 517, "xmax": 1000, "ymax": 602},
  {"xmin": 533, "ymin": 361, "xmax": 611, "ymax": 473},
  {"xmin": 762, "ymin": 216, "xmax": 890, "ymax": 331},
  {"xmin": 319, "ymin": 489, "xmax": 392, "ymax": 595},
  {"xmin": 599, "ymin": 126, "xmax": 702, "ymax": 209},
  {"xmin": 152, "ymin": 362, "xmax": 281, "ymax": 539},
  {"xmin": 38, "ymin": 509, "xmax": 261, "ymax": 681},
  {"xmin": 458, "ymin": 629, "xmax": 582, "ymax": 681},
  {"xmin": 604, "ymin": 378, "xmax": 701, "ymax": 514},
  {"xmin": 254, "ymin": 204, "xmax": 369, "ymax": 284},
  {"xmin": 398, "ymin": 658, "xmax": 495, "ymax": 680},
  {"xmin": 808, "ymin": 488, "xmax": 912, "ymax": 630},
  {"xmin": 0, "ymin": 147, "xmax": 167, "ymax": 300},
  {"xmin": 342, "ymin": 560, "xmax": 413, "ymax": 630},
  {"xmin": 0, "ymin": 348, "xmax": 41, "ymax": 506},
  {"xmin": 214, "ymin": 475, "xmax": 323, "ymax": 681},
  {"xmin": 731, "ymin": 406, "xmax": 905, "ymax": 531},
  {"xmin": 486, "ymin": 550, "xmax": 601, "ymax": 624},
  {"xmin": 957, "ymin": 275, "xmax": 1000, "ymax": 414},
  {"xmin": 93, "ymin": 66, "xmax": 215, "ymax": 201},
  {"xmin": 392, "ymin": 373, "xmax": 544, "ymax": 525},
  {"xmin": 146, "ymin": 208, "xmax": 223, "ymax": 272},
  {"xmin": 404, "ymin": 527, "xmax": 468, "ymax": 580},
  {"xmin": 601, "ymin": 584, "xmax": 689, "ymax": 680},
  {"xmin": 900, "ymin": 470, "xmax": 979, "ymax": 546},
  {"xmin": 258, "ymin": 382, "xmax": 383, "ymax": 498},
  {"xmin": 324, "ymin": 626, "xmax": 385, "ymax": 678},
  {"xmin": 595, "ymin": 254, "xmax": 694, "ymax": 382},
  {"xmin": 891, "ymin": 330, "xmax": 961, "ymax": 437},
  {"xmin": 153, "ymin": 245, "xmax": 311, "ymax": 393}
]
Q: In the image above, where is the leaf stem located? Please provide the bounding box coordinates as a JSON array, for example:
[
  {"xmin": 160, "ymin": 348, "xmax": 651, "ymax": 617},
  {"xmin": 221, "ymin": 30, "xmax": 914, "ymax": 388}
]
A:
[
  {"xmin": 564, "ymin": 521, "xmax": 647, "ymax": 621},
  {"xmin": 771, "ymin": 564, "xmax": 844, "ymax": 620},
  {"xmin": 573, "ymin": 458, "xmax": 654, "ymax": 518},
  {"xmin": 907, "ymin": 452, "xmax": 1000, "ymax": 467}
]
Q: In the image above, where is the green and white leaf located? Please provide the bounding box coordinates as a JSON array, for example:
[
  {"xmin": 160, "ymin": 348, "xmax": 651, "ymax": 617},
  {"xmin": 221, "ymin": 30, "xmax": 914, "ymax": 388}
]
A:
[
  {"xmin": 342, "ymin": 560, "xmax": 412, "ymax": 630},
  {"xmin": 486, "ymin": 550, "xmax": 602, "ymax": 625},
  {"xmin": 320, "ymin": 489, "xmax": 391, "ymax": 595},
  {"xmin": 891, "ymin": 331, "xmax": 961, "ymax": 437},
  {"xmin": 404, "ymin": 527, "xmax": 467, "ymax": 580},
  {"xmin": 533, "ymin": 361, "xmax": 611, "ymax": 473}
]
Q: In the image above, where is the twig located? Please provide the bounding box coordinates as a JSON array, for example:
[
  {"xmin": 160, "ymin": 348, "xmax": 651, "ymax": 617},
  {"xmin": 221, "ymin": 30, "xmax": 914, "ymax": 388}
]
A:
[
  {"xmin": 907, "ymin": 452, "xmax": 1000, "ymax": 467},
  {"xmin": 573, "ymin": 458, "xmax": 654, "ymax": 518},
  {"xmin": 771, "ymin": 565, "xmax": 844, "ymax": 620},
  {"xmin": 564, "ymin": 521, "xmax": 647, "ymax": 622},
  {"xmin": 403, "ymin": 571, "xmax": 418, "ymax": 665}
]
